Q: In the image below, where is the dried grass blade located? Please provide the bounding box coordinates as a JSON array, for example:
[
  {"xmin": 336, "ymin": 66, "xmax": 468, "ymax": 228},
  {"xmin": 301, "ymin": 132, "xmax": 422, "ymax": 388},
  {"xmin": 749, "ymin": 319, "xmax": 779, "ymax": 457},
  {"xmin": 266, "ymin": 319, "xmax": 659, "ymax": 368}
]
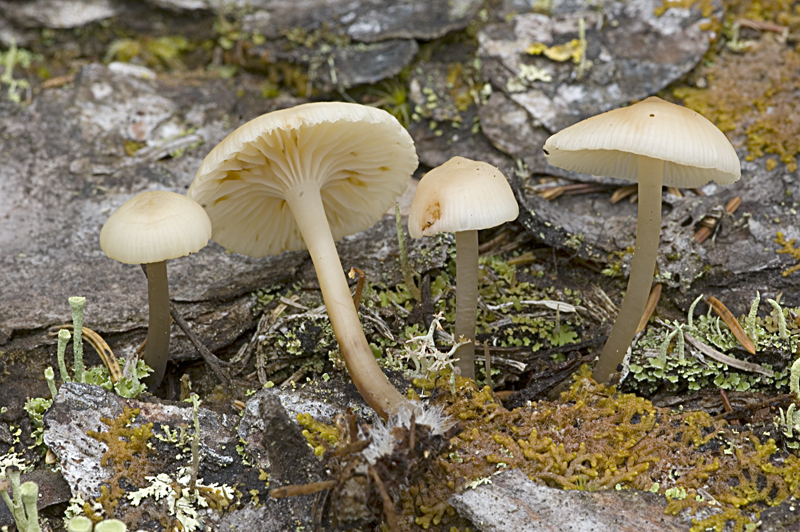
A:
[
  {"xmin": 684, "ymin": 332, "xmax": 772, "ymax": 376},
  {"xmin": 610, "ymin": 184, "xmax": 637, "ymax": 204},
  {"xmin": 270, "ymin": 480, "xmax": 336, "ymax": 498},
  {"xmin": 707, "ymin": 295, "xmax": 756, "ymax": 354},
  {"xmin": 636, "ymin": 283, "xmax": 662, "ymax": 334}
]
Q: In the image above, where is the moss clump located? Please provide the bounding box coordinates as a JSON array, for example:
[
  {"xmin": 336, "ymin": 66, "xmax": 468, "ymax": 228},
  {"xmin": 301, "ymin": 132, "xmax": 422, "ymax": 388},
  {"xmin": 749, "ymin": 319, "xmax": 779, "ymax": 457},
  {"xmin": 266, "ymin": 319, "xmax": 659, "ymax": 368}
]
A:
[
  {"xmin": 674, "ymin": 18, "xmax": 800, "ymax": 171},
  {"xmin": 775, "ymin": 231, "xmax": 800, "ymax": 276},
  {"xmin": 104, "ymin": 36, "xmax": 193, "ymax": 70},
  {"xmin": 297, "ymin": 412, "xmax": 338, "ymax": 457},
  {"xmin": 281, "ymin": 23, "xmax": 351, "ymax": 49},
  {"xmin": 393, "ymin": 367, "xmax": 800, "ymax": 532},
  {"xmin": 654, "ymin": 0, "xmax": 716, "ymax": 18},
  {"xmin": 86, "ymin": 407, "xmax": 156, "ymax": 518}
]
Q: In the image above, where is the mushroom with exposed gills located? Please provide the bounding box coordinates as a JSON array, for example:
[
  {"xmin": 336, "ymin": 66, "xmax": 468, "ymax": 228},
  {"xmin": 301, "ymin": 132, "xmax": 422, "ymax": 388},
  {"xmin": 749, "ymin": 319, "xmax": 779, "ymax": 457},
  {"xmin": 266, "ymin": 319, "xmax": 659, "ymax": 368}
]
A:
[
  {"xmin": 408, "ymin": 157, "xmax": 519, "ymax": 380},
  {"xmin": 187, "ymin": 102, "xmax": 418, "ymax": 419},
  {"xmin": 100, "ymin": 190, "xmax": 212, "ymax": 389},
  {"xmin": 543, "ymin": 96, "xmax": 740, "ymax": 383}
]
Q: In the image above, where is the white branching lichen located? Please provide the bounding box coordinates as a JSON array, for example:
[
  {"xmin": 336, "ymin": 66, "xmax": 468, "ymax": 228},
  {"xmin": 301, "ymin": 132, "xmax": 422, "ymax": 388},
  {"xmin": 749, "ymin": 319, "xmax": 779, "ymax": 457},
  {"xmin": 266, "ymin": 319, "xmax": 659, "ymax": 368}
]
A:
[
  {"xmin": 127, "ymin": 467, "xmax": 233, "ymax": 532},
  {"xmin": 400, "ymin": 313, "xmax": 469, "ymax": 381}
]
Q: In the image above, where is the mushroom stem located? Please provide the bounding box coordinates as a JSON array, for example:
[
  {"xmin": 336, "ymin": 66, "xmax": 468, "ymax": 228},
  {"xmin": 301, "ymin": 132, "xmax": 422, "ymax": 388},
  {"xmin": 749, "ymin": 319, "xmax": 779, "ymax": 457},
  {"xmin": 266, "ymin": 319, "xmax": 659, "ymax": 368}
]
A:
[
  {"xmin": 143, "ymin": 260, "xmax": 171, "ymax": 389},
  {"xmin": 286, "ymin": 186, "xmax": 408, "ymax": 419},
  {"xmin": 594, "ymin": 156, "xmax": 664, "ymax": 382},
  {"xmin": 454, "ymin": 230, "xmax": 478, "ymax": 380}
]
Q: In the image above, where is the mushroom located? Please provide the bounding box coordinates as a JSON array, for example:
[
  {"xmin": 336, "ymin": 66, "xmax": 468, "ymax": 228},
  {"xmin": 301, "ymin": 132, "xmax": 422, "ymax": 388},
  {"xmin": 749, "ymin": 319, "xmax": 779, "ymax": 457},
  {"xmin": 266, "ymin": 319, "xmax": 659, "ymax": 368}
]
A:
[
  {"xmin": 543, "ymin": 96, "xmax": 741, "ymax": 382},
  {"xmin": 186, "ymin": 102, "xmax": 418, "ymax": 419},
  {"xmin": 407, "ymin": 157, "xmax": 519, "ymax": 380},
  {"xmin": 100, "ymin": 190, "xmax": 212, "ymax": 389}
]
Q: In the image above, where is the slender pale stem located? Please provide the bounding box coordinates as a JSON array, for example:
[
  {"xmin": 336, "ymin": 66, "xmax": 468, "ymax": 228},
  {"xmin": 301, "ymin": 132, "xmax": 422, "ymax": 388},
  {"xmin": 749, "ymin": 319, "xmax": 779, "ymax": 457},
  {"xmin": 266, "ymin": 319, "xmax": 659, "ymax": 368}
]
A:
[
  {"xmin": 594, "ymin": 156, "xmax": 663, "ymax": 382},
  {"xmin": 285, "ymin": 185, "xmax": 408, "ymax": 419},
  {"xmin": 454, "ymin": 230, "xmax": 478, "ymax": 380},
  {"xmin": 143, "ymin": 260, "xmax": 171, "ymax": 389},
  {"xmin": 68, "ymin": 297, "xmax": 85, "ymax": 382}
]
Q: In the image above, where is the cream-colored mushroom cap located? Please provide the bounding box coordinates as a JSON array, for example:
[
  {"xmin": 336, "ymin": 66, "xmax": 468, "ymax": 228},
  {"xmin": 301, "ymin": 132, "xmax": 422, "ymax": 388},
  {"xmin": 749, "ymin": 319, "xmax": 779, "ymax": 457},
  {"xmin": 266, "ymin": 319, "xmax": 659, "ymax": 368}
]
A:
[
  {"xmin": 100, "ymin": 191, "xmax": 212, "ymax": 264},
  {"xmin": 408, "ymin": 157, "xmax": 519, "ymax": 238},
  {"xmin": 543, "ymin": 96, "xmax": 741, "ymax": 188},
  {"xmin": 187, "ymin": 102, "xmax": 418, "ymax": 257}
]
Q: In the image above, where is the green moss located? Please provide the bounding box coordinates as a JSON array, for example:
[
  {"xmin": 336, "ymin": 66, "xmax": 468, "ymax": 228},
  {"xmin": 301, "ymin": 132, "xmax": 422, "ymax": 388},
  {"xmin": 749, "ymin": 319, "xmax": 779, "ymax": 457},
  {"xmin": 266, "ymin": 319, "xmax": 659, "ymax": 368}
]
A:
[
  {"xmin": 394, "ymin": 366, "xmax": 800, "ymax": 531},
  {"xmin": 104, "ymin": 36, "xmax": 192, "ymax": 70},
  {"xmin": 282, "ymin": 23, "xmax": 350, "ymax": 49}
]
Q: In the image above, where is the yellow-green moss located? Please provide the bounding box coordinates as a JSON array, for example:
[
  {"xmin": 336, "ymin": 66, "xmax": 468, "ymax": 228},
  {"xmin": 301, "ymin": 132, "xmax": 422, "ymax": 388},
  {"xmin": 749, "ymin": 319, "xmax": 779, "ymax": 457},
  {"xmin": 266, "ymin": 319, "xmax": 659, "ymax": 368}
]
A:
[
  {"xmin": 390, "ymin": 367, "xmax": 800, "ymax": 531},
  {"xmin": 673, "ymin": 0, "xmax": 800, "ymax": 171},
  {"xmin": 775, "ymin": 231, "xmax": 800, "ymax": 276},
  {"xmin": 86, "ymin": 407, "xmax": 155, "ymax": 518},
  {"xmin": 104, "ymin": 36, "xmax": 192, "ymax": 70},
  {"xmin": 297, "ymin": 412, "xmax": 338, "ymax": 457}
]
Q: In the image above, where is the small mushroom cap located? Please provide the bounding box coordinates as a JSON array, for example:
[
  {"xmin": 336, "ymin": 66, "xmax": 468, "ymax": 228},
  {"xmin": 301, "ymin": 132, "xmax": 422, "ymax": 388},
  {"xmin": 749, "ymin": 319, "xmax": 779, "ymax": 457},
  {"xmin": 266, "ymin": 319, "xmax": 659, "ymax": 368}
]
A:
[
  {"xmin": 100, "ymin": 191, "xmax": 212, "ymax": 264},
  {"xmin": 187, "ymin": 102, "xmax": 418, "ymax": 257},
  {"xmin": 407, "ymin": 156, "xmax": 519, "ymax": 238},
  {"xmin": 543, "ymin": 97, "xmax": 741, "ymax": 188}
]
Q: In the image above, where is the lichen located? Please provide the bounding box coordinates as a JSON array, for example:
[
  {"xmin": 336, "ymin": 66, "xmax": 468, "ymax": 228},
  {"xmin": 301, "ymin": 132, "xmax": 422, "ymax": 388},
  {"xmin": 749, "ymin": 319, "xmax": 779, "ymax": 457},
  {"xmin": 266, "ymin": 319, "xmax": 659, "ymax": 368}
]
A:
[
  {"xmin": 297, "ymin": 412, "xmax": 338, "ymax": 457},
  {"xmin": 127, "ymin": 467, "xmax": 234, "ymax": 532},
  {"xmin": 246, "ymin": 244, "xmax": 581, "ymax": 391},
  {"xmin": 654, "ymin": 0, "xmax": 716, "ymax": 18},
  {"xmin": 22, "ymin": 397, "xmax": 52, "ymax": 454},
  {"xmin": 622, "ymin": 293, "xmax": 795, "ymax": 396},
  {"xmin": 0, "ymin": 39, "xmax": 40, "ymax": 104}
]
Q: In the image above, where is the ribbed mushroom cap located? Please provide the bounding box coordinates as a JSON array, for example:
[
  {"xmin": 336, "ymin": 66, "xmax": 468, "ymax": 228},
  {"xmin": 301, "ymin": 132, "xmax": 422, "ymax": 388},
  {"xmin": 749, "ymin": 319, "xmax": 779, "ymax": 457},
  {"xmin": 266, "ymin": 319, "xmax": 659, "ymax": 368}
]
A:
[
  {"xmin": 100, "ymin": 191, "xmax": 212, "ymax": 264},
  {"xmin": 408, "ymin": 157, "xmax": 519, "ymax": 238},
  {"xmin": 187, "ymin": 102, "xmax": 418, "ymax": 257},
  {"xmin": 543, "ymin": 97, "xmax": 741, "ymax": 188}
]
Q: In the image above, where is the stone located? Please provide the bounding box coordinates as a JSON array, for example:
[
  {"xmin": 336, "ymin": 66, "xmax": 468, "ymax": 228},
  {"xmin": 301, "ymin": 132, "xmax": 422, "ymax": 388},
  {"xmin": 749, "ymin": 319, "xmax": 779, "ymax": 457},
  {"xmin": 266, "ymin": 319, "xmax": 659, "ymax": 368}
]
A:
[
  {"xmin": 478, "ymin": 0, "xmax": 719, "ymax": 133},
  {"xmin": 450, "ymin": 469, "xmax": 690, "ymax": 532},
  {"xmin": 0, "ymin": 0, "xmax": 118, "ymax": 29}
]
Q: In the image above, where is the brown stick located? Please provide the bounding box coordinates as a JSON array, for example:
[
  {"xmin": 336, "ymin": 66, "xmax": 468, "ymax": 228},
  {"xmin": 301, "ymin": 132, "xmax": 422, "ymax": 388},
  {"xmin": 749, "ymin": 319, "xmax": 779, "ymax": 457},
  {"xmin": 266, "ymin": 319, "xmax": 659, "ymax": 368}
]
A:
[
  {"xmin": 706, "ymin": 296, "xmax": 756, "ymax": 354},
  {"xmin": 169, "ymin": 303, "xmax": 233, "ymax": 387}
]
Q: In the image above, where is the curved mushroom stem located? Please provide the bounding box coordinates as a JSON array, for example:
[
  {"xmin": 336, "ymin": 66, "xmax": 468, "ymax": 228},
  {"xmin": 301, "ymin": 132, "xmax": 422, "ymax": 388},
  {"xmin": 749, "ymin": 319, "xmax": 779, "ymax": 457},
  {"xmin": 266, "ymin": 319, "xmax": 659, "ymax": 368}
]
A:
[
  {"xmin": 594, "ymin": 156, "xmax": 663, "ymax": 382},
  {"xmin": 143, "ymin": 260, "xmax": 171, "ymax": 389},
  {"xmin": 286, "ymin": 185, "xmax": 409, "ymax": 419},
  {"xmin": 454, "ymin": 230, "xmax": 478, "ymax": 380}
]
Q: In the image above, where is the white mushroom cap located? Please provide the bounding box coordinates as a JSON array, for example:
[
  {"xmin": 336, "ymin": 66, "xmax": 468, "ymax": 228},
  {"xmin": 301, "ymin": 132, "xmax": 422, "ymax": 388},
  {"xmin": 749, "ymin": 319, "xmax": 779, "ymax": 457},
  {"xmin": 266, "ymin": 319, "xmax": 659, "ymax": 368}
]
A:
[
  {"xmin": 543, "ymin": 96, "xmax": 741, "ymax": 188},
  {"xmin": 407, "ymin": 157, "xmax": 519, "ymax": 238},
  {"xmin": 100, "ymin": 191, "xmax": 212, "ymax": 264},
  {"xmin": 187, "ymin": 102, "xmax": 418, "ymax": 257}
]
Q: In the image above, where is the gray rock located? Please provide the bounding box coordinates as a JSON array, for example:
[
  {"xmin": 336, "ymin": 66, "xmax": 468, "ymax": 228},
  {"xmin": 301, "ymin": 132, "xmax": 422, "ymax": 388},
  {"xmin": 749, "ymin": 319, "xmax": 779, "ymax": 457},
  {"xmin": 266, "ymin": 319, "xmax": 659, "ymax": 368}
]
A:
[
  {"xmin": 511, "ymin": 154, "xmax": 792, "ymax": 299},
  {"xmin": 343, "ymin": 0, "xmax": 483, "ymax": 42},
  {"xmin": 42, "ymin": 382, "xmax": 241, "ymax": 500},
  {"xmin": 0, "ymin": 0, "xmax": 118, "ymax": 29},
  {"xmin": 479, "ymin": 90, "xmax": 625, "ymax": 184},
  {"xmin": 42, "ymin": 382, "xmax": 335, "ymax": 530},
  {"xmin": 240, "ymin": 0, "xmax": 482, "ymax": 42},
  {"xmin": 143, "ymin": 0, "xmax": 209, "ymax": 11},
  {"xmin": 247, "ymin": 37, "xmax": 419, "ymax": 90},
  {"xmin": 0, "ymin": 60, "xmax": 441, "ymax": 369},
  {"xmin": 450, "ymin": 469, "xmax": 690, "ymax": 532},
  {"xmin": 478, "ymin": 0, "xmax": 718, "ymax": 133}
]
